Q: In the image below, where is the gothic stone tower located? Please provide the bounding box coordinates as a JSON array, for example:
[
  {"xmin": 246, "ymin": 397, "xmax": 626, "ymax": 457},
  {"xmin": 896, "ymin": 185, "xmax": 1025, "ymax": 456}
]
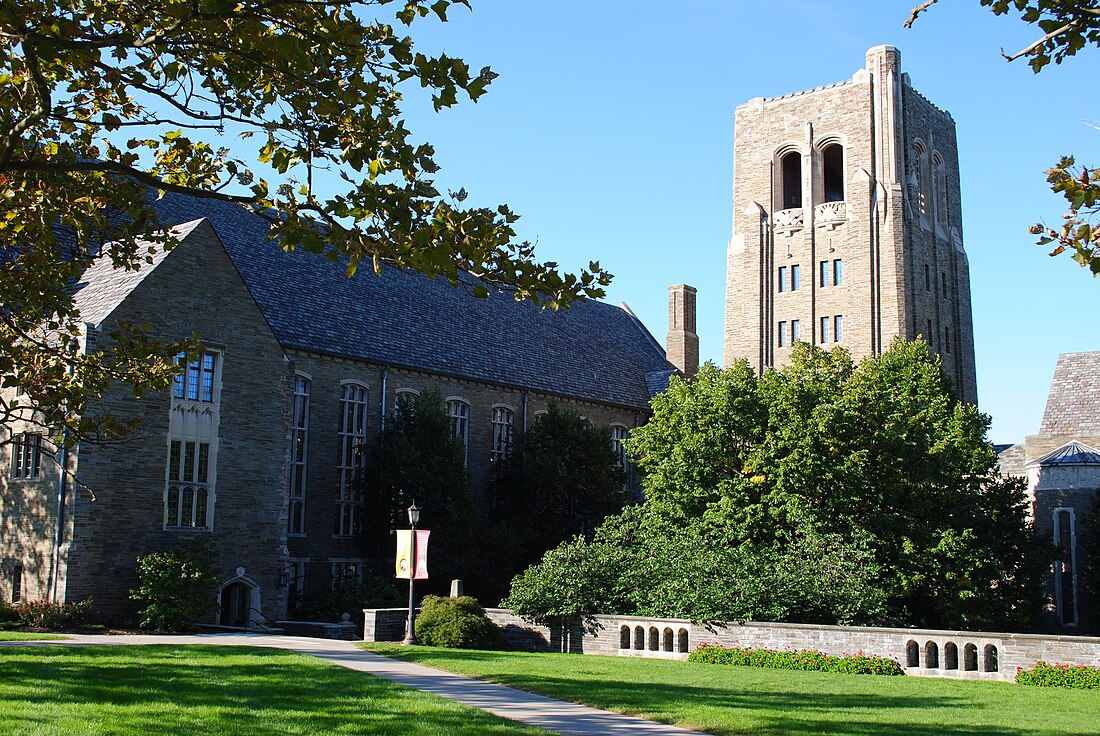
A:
[{"xmin": 724, "ymin": 45, "xmax": 978, "ymax": 404}]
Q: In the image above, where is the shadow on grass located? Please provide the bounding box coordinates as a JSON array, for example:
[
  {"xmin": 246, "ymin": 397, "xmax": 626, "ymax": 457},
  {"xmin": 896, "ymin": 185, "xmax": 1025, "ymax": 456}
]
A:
[
  {"xmin": 0, "ymin": 645, "xmax": 542, "ymax": 736},
  {"xmin": 365, "ymin": 647, "xmax": 1091, "ymax": 736}
]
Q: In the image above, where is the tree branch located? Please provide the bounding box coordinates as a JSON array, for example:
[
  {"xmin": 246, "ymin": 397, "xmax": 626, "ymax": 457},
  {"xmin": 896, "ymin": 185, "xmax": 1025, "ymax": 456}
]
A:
[
  {"xmin": 904, "ymin": 0, "xmax": 938, "ymax": 29},
  {"xmin": 3, "ymin": 160, "xmax": 258, "ymax": 204},
  {"xmin": 1002, "ymin": 20, "xmax": 1078, "ymax": 62}
]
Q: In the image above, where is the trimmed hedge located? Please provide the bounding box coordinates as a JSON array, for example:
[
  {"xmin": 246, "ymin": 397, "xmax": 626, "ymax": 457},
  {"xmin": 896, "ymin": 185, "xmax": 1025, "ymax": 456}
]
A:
[
  {"xmin": 689, "ymin": 643, "xmax": 904, "ymax": 676},
  {"xmin": 1015, "ymin": 661, "xmax": 1100, "ymax": 689}
]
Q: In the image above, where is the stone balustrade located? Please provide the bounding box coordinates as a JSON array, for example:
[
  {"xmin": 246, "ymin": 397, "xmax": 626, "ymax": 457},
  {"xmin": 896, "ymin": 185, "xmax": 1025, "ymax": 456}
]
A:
[{"xmin": 362, "ymin": 607, "xmax": 1100, "ymax": 682}]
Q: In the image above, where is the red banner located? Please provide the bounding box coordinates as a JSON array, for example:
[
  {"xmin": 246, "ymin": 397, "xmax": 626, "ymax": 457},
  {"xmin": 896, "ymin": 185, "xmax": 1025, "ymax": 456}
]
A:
[{"xmin": 414, "ymin": 529, "xmax": 430, "ymax": 580}]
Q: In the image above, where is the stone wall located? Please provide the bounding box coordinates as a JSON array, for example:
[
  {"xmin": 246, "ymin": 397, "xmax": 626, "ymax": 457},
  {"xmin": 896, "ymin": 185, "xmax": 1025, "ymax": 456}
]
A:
[{"xmin": 363, "ymin": 607, "xmax": 1100, "ymax": 682}]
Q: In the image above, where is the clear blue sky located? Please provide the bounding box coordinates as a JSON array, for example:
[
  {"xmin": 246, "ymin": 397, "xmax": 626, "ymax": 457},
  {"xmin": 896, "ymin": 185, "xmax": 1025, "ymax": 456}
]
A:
[{"xmin": 379, "ymin": 0, "xmax": 1098, "ymax": 444}]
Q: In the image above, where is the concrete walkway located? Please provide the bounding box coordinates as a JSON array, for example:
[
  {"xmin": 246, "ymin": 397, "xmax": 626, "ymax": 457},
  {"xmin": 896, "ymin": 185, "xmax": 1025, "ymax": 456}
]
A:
[{"xmin": 1, "ymin": 633, "xmax": 709, "ymax": 736}]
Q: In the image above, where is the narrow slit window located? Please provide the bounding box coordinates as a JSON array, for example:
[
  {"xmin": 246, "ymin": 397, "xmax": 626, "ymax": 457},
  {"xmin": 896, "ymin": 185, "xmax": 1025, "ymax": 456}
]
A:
[
  {"xmin": 778, "ymin": 321, "xmax": 787, "ymax": 348},
  {"xmin": 791, "ymin": 319, "xmax": 800, "ymax": 343},
  {"xmin": 778, "ymin": 266, "xmax": 787, "ymax": 293},
  {"xmin": 834, "ymin": 315, "xmax": 843, "ymax": 342},
  {"xmin": 820, "ymin": 316, "xmax": 829, "ymax": 344},
  {"xmin": 791, "ymin": 265, "xmax": 800, "ymax": 291},
  {"xmin": 833, "ymin": 259, "xmax": 843, "ymax": 286},
  {"xmin": 820, "ymin": 261, "xmax": 829, "ymax": 287}
]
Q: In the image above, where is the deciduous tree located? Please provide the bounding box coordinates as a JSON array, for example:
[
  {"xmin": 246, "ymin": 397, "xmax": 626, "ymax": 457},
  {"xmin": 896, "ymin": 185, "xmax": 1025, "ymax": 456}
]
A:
[
  {"xmin": 1, "ymin": 0, "xmax": 611, "ymax": 449},
  {"xmin": 509, "ymin": 341, "xmax": 1052, "ymax": 631},
  {"xmin": 906, "ymin": 0, "xmax": 1100, "ymax": 276}
]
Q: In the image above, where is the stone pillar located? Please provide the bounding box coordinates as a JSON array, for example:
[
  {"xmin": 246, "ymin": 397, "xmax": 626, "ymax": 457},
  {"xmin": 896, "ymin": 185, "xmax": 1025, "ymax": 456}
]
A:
[{"xmin": 666, "ymin": 284, "xmax": 699, "ymax": 378}]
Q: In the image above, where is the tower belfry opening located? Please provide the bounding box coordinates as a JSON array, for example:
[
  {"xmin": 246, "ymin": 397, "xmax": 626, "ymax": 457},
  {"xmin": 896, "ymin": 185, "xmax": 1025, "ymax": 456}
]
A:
[{"xmin": 723, "ymin": 45, "xmax": 977, "ymax": 405}]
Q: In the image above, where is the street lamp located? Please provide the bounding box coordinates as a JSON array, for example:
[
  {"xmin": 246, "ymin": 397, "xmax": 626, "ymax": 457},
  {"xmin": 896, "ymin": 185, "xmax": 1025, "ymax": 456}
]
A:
[{"xmin": 402, "ymin": 501, "xmax": 420, "ymax": 645}]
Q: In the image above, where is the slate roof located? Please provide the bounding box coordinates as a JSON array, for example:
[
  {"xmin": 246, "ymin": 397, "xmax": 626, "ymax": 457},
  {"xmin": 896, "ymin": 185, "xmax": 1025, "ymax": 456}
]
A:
[
  {"xmin": 1039, "ymin": 352, "xmax": 1100, "ymax": 436},
  {"xmin": 72, "ymin": 219, "xmax": 206, "ymax": 325},
  {"xmin": 1032, "ymin": 441, "xmax": 1100, "ymax": 467},
  {"xmin": 83, "ymin": 194, "xmax": 674, "ymax": 411}
]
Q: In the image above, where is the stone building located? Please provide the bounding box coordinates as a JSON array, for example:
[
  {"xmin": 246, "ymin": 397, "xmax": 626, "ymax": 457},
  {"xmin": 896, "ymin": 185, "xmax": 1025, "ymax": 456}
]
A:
[
  {"xmin": 0, "ymin": 194, "xmax": 685, "ymax": 625},
  {"xmin": 999, "ymin": 351, "xmax": 1100, "ymax": 632},
  {"xmin": 724, "ymin": 45, "xmax": 978, "ymax": 404}
]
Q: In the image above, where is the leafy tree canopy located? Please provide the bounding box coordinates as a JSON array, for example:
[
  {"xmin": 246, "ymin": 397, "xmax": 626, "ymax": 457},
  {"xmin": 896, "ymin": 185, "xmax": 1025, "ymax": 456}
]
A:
[
  {"xmin": 509, "ymin": 341, "xmax": 1052, "ymax": 631},
  {"xmin": 1, "ymin": 0, "xmax": 612, "ymax": 447},
  {"xmin": 907, "ymin": 0, "xmax": 1100, "ymax": 276},
  {"xmin": 492, "ymin": 402, "xmax": 628, "ymax": 571}
]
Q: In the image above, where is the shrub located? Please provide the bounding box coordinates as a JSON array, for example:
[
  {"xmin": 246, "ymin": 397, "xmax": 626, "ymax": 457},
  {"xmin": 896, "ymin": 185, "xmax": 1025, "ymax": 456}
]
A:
[
  {"xmin": 0, "ymin": 600, "xmax": 20, "ymax": 623},
  {"xmin": 1016, "ymin": 661, "xmax": 1100, "ymax": 689},
  {"xmin": 689, "ymin": 644, "xmax": 904, "ymax": 676},
  {"xmin": 415, "ymin": 595, "xmax": 500, "ymax": 649},
  {"xmin": 130, "ymin": 540, "xmax": 218, "ymax": 631},
  {"xmin": 15, "ymin": 599, "xmax": 93, "ymax": 629}
]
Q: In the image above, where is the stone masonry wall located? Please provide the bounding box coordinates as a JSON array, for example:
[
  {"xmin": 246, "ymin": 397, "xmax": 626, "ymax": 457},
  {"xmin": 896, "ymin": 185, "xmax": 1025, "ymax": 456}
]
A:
[
  {"xmin": 286, "ymin": 351, "xmax": 647, "ymax": 605},
  {"xmin": 724, "ymin": 46, "xmax": 978, "ymax": 405},
  {"xmin": 62, "ymin": 220, "xmax": 292, "ymax": 623},
  {"xmin": 363, "ymin": 607, "xmax": 1100, "ymax": 682}
]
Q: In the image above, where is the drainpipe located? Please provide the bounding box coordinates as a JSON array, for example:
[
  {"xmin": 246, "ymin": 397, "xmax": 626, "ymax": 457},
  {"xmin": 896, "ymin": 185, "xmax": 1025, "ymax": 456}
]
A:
[
  {"xmin": 522, "ymin": 391, "xmax": 529, "ymax": 432},
  {"xmin": 49, "ymin": 337, "xmax": 80, "ymax": 603},
  {"xmin": 379, "ymin": 367, "xmax": 389, "ymax": 434}
]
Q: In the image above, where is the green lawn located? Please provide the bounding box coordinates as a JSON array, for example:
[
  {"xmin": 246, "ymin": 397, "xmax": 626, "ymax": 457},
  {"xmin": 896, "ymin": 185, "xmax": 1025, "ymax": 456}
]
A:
[
  {"xmin": 361, "ymin": 643, "xmax": 1100, "ymax": 736},
  {"xmin": 0, "ymin": 645, "xmax": 551, "ymax": 736},
  {"xmin": 0, "ymin": 632, "xmax": 68, "ymax": 641}
]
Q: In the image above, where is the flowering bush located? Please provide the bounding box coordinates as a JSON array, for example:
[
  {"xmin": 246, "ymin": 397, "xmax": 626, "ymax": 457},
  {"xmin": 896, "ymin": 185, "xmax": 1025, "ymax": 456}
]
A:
[
  {"xmin": 689, "ymin": 643, "xmax": 904, "ymax": 676},
  {"xmin": 15, "ymin": 599, "xmax": 93, "ymax": 629},
  {"xmin": 1015, "ymin": 661, "xmax": 1100, "ymax": 689}
]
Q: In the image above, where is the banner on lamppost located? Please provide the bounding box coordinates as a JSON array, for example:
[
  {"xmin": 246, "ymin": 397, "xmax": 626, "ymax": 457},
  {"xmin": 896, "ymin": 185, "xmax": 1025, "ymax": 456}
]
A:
[
  {"xmin": 395, "ymin": 529, "xmax": 430, "ymax": 580},
  {"xmin": 415, "ymin": 529, "xmax": 430, "ymax": 580}
]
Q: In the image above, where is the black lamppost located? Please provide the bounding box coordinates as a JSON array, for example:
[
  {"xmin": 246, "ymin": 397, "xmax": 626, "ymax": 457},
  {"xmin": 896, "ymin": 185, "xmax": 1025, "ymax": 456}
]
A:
[{"xmin": 402, "ymin": 501, "xmax": 420, "ymax": 645}]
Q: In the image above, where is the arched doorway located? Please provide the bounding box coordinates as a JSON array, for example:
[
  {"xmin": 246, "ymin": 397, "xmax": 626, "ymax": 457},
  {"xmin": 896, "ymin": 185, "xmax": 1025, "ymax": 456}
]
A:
[{"xmin": 220, "ymin": 580, "xmax": 252, "ymax": 628}]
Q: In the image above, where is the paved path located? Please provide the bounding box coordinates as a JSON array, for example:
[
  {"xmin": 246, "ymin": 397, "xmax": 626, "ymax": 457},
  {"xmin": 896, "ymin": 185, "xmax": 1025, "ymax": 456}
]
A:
[{"xmin": 1, "ymin": 633, "xmax": 708, "ymax": 736}]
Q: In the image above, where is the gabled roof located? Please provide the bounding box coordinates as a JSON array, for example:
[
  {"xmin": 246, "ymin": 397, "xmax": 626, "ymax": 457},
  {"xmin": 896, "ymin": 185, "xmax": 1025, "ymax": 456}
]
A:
[
  {"xmin": 73, "ymin": 219, "xmax": 207, "ymax": 326},
  {"xmin": 1032, "ymin": 441, "xmax": 1100, "ymax": 468},
  {"xmin": 1039, "ymin": 352, "xmax": 1100, "ymax": 436},
  {"xmin": 126, "ymin": 194, "xmax": 674, "ymax": 411}
]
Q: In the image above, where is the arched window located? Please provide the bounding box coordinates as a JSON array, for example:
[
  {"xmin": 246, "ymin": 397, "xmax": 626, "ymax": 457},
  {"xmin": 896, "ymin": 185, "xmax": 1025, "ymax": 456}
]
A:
[
  {"xmin": 1054, "ymin": 508, "xmax": 1078, "ymax": 626},
  {"xmin": 633, "ymin": 626, "xmax": 645, "ymax": 651},
  {"xmin": 662, "ymin": 627, "xmax": 674, "ymax": 652},
  {"xmin": 910, "ymin": 140, "xmax": 929, "ymax": 221},
  {"xmin": 394, "ymin": 388, "xmax": 419, "ymax": 417},
  {"xmin": 288, "ymin": 374, "xmax": 311, "ymax": 535},
  {"xmin": 648, "ymin": 626, "xmax": 660, "ymax": 651},
  {"xmin": 490, "ymin": 406, "xmax": 515, "ymax": 464},
  {"xmin": 336, "ymin": 383, "xmax": 368, "ymax": 537},
  {"xmin": 932, "ymin": 152, "xmax": 948, "ymax": 230},
  {"xmin": 446, "ymin": 398, "xmax": 470, "ymax": 467},
  {"xmin": 610, "ymin": 425, "xmax": 629, "ymax": 470},
  {"xmin": 677, "ymin": 628, "xmax": 690, "ymax": 654},
  {"xmin": 619, "ymin": 625, "xmax": 631, "ymax": 649},
  {"xmin": 781, "ymin": 150, "xmax": 802, "ymax": 209},
  {"xmin": 822, "ymin": 143, "xmax": 844, "ymax": 202}
]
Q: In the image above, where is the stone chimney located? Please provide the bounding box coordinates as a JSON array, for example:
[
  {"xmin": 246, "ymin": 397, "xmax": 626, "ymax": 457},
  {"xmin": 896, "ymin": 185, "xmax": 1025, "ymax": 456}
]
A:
[{"xmin": 666, "ymin": 284, "xmax": 699, "ymax": 378}]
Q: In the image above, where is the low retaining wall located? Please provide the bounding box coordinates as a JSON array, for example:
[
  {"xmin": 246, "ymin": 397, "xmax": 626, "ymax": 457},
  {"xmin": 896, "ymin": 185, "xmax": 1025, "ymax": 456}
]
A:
[{"xmin": 363, "ymin": 607, "xmax": 1100, "ymax": 682}]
